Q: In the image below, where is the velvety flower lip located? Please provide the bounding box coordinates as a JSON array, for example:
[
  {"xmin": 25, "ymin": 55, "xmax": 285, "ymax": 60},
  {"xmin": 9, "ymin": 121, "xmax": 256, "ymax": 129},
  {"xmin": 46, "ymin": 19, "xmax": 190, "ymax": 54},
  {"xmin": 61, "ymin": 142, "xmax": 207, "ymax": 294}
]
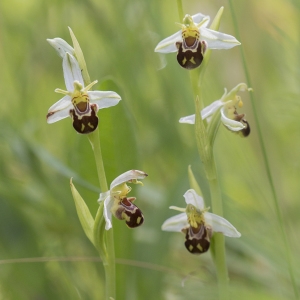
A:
[
  {"xmin": 46, "ymin": 52, "xmax": 121, "ymax": 133},
  {"xmin": 155, "ymin": 12, "xmax": 240, "ymax": 54},
  {"xmin": 98, "ymin": 170, "xmax": 148, "ymax": 230}
]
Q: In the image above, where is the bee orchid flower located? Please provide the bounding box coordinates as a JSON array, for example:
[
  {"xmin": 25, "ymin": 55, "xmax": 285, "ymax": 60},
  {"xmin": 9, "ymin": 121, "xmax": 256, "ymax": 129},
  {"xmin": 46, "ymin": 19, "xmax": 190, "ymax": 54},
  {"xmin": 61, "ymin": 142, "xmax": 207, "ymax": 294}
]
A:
[
  {"xmin": 179, "ymin": 83, "xmax": 251, "ymax": 137},
  {"xmin": 162, "ymin": 189, "xmax": 241, "ymax": 254},
  {"xmin": 46, "ymin": 52, "xmax": 121, "ymax": 134},
  {"xmin": 98, "ymin": 170, "xmax": 148, "ymax": 230},
  {"xmin": 154, "ymin": 12, "xmax": 240, "ymax": 70}
]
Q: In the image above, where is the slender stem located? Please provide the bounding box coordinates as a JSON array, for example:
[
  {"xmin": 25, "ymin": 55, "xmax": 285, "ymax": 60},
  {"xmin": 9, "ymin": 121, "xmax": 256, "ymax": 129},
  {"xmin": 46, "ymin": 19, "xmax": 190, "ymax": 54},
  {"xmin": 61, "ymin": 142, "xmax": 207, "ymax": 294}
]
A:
[
  {"xmin": 228, "ymin": 2, "xmax": 299, "ymax": 299},
  {"xmin": 105, "ymin": 228, "xmax": 116, "ymax": 299},
  {"xmin": 88, "ymin": 128, "xmax": 108, "ymax": 192},
  {"xmin": 88, "ymin": 128, "xmax": 116, "ymax": 300},
  {"xmin": 190, "ymin": 60, "xmax": 228, "ymax": 300},
  {"xmin": 209, "ymin": 176, "xmax": 228, "ymax": 299}
]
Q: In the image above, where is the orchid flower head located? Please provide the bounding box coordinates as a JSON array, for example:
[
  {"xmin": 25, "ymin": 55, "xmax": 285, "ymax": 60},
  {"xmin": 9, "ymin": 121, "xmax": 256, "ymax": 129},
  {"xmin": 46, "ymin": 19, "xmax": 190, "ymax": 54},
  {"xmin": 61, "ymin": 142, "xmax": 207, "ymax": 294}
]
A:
[
  {"xmin": 179, "ymin": 83, "xmax": 252, "ymax": 137},
  {"xmin": 98, "ymin": 170, "xmax": 148, "ymax": 230},
  {"xmin": 154, "ymin": 12, "xmax": 240, "ymax": 70},
  {"xmin": 162, "ymin": 189, "xmax": 241, "ymax": 254},
  {"xmin": 46, "ymin": 52, "xmax": 121, "ymax": 134}
]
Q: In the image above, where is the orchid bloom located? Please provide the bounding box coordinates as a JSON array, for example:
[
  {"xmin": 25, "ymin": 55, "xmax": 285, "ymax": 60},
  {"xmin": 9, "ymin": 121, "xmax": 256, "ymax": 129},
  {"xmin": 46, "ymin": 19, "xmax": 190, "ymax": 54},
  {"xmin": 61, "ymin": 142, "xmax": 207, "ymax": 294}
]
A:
[
  {"xmin": 179, "ymin": 83, "xmax": 251, "ymax": 137},
  {"xmin": 46, "ymin": 52, "xmax": 121, "ymax": 134},
  {"xmin": 162, "ymin": 189, "xmax": 241, "ymax": 254},
  {"xmin": 155, "ymin": 13, "xmax": 240, "ymax": 70},
  {"xmin": 98, "ymin": 170, "xmax": 148, "ymax": 230}
]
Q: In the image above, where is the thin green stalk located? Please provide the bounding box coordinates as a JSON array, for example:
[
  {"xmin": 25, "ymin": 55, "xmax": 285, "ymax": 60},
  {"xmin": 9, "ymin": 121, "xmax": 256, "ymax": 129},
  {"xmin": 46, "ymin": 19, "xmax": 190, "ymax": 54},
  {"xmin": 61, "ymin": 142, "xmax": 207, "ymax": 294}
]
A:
[
  {"xmin": 88, "ymin": 128, "xmax": 108, "ymax": 192},
  {"xmin": 88, "ymin": 129, "xmax": 116, "ymax": 300},
  {"xmin": 94, "ymin": 204, "xmax": 116, "ymax": 300},
  {"xmin": 190, "ymin": 54, "xmax": 228, "ymax": 300},
  {"xmin": 209, "ymin": 176, "xmax": 228, "ymax": 298},
  {"xmin": 228, "ymin": 2, "xmax": 299, "ymax": 299}
]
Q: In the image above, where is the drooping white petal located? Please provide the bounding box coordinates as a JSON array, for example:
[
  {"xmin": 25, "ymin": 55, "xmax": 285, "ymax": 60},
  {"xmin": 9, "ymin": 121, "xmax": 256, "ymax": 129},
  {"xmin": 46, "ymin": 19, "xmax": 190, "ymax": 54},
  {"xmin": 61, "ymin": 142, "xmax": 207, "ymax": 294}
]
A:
[
  {"xmin": 179, "ymin": 114, "xmax": 195, "ymax": 124},
  {"xmin": 192, "ymin": 13, "xmax": 210, "ymax": 26},
  {"xmin": 48, "ymin": 95, "xmax": 72, "ymax": 113},
  {"xmin": 154, "ymin": 30, "xmax": 182, "ymax": 53},
  {"xmin": 179, "ymin": 100, "xmax": 224, "ymax": 124},
  {"xmin": 47, "ymin": 38, "xmax": 74, "ymax": 58},
  {"xmin": 201, "ymin": 100, "xmax": 224, "ymax": 119},
  {"xmin": 110, "ymin": 170, "xmax": 148, "ymax": 190},
  {"xmin": 63, "ymin": 53, "xmax": 84, "ymax": 91},
  {"xmin": 103, "ymin": 196, "xmax": 114, "ymax": 230},
  {"xmin": 88, "ymin": 91, "xmax": 121, "ymax": 109},
  {"xmin": 47, "ymin": 96, "xmax": 73, "ymax": 124},
  {"xmin": 161, "ymin": 212, "xmax": 188, "ymax": 232},
  {"xmin": 221, "ymin": 108, "xmax": 245, "ymax": 131},
  {"xmin": 183, "ymin": 189, "xmax": 204, "ymax": 210},
  {"xmin": 47, "ymin": 109, "xmax": 71, "ymax": 124},
  {"xmin": 200, "ymin": 27, "xmax": 241, "ymax": 49},
  {"xmin": 204, "ymin": 212, "xmax": 241, "ymax": 237}
]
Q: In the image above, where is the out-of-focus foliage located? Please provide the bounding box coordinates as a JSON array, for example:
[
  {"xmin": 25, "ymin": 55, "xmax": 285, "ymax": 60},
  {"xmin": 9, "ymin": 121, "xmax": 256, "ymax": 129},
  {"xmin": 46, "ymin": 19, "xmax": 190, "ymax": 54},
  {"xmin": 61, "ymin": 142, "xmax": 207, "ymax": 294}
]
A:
[{"xmin": 0, "ymin": 0, "xmax": 299, "ymax": 299}]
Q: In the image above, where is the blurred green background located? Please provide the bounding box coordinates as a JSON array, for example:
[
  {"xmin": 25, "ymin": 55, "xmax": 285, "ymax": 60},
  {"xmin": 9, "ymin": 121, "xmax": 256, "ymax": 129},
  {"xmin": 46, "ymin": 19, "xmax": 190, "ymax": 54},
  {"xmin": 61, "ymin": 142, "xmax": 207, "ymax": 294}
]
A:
[{"xmin": 0, "ymin": 0, "xmax": 299, "ymax": 299}]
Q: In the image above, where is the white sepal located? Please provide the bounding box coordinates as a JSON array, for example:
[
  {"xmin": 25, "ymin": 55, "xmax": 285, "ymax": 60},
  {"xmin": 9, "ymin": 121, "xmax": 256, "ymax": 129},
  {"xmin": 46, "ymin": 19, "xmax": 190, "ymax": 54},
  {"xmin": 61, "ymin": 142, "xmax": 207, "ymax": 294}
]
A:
[
  {"xmin": 88, "ymin": 91, "xmax": 122, "ymax": 109},
  {"xmin": 221, "ymin": 107, "xmax": 245, "ymax": 131},
  {"xmin": 183, "ymin": 189, "xmax": 204, "ymax": 210},
  {"xmin": 47, "ymin": 38, "xmax": 74, "ymax": 58},
  {"xmin": 110, "ymin": 170, "xmax": 148, "ymax": 190},
  {"xmin": 103, "ymin": 196, "xmax": 114, "ymax": 230},
  {"xmin": 179, "ymin": 100, "xmax": 224, "ymax": 124},
  {"xmin": 63, "ymin": 53, "xmax": 84, "ymax": 91},
  {"xmin": 192, "ymin": 13, "xmax": 210, "ymax": 26},
  {"xmin": 199, "ymin": 27, "xmax": 241, "ymax": 49},
  {"xmin": 47, "ymin": 95, "xmax": 72, "ymax": 124},
  {"xmin": 204, "ymin": 212, "xmax": 241, "ymax": 237},
  {"xmin": 161, "ymin": 212, "xmax": 188, "ymax": 232},
  {"xmin": 154, "ymin": 31, "xmax": 182, "ymax": 53}
]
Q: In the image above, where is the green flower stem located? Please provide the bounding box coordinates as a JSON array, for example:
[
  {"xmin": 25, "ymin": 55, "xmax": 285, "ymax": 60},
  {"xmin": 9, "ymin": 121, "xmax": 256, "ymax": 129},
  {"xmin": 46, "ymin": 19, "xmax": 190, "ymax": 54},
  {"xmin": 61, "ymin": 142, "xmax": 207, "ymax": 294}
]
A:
[
  {"xmin": 88, "ymin": 129, "xmax": 116, "ymax": 300},
  {"xmin": 88, "ymin": 129, "xmax": 108, "ymax": 192},
  {"xmin": 209, "ymin": 176, "xmax": 228, "ymax": 299},
  {"xmin": 94, "ymin": 204, "xmax": 116, "ymax": 300},
  {"xmin": 228, "ymin": 2, "xmax": 299, "ymax": 299},
  {"xmin": 190, "ymin": 65, "xmax": 228, "ymax": 299}
]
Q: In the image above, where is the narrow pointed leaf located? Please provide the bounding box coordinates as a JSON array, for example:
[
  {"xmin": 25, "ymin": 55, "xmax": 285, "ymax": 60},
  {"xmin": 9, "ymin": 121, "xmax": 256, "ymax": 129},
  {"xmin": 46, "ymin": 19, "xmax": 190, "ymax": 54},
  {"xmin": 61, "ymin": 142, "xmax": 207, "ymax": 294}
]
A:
[
  {"xmin": 188, "ymin": 166, "xmax": 202, "ymax": 196},
  {"xmin": 68, "ymin": 27, "xmax": 91, "ymax": 86},
  {"xmin": 70, "ymin": 179, "xmax": 95, "ymax": 245}
]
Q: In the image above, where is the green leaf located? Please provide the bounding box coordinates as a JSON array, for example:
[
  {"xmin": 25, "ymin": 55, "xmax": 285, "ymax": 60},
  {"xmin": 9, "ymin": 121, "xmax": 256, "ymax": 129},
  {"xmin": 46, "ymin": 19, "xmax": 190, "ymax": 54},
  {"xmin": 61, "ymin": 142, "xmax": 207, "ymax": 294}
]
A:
[
  {"xmin": 93, "ymin": 203, "xmax": 107, "ymax": 258},
  {"xmin": 68, "ymin": 27, "xmax": 91, "ymax": 86},
  {"xmin": 188, "ymin": 165, "xmax": 202, "ymax": 196},
  {"xmin": 70, "ymin": 179, "xmax": 95, "ymax": 246},
  {"xmin": 210, "ymin": 7, "xmax": 224, "ymax": 31}
]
